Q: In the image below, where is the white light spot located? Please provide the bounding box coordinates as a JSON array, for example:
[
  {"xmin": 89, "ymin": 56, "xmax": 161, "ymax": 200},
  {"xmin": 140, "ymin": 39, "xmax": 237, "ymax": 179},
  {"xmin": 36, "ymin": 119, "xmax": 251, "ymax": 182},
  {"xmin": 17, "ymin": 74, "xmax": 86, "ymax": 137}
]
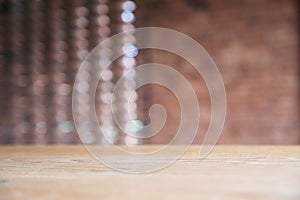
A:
[
  {"xmin": 122, "ymin": 43, "xmax": 138, "ymax": 58},
  {"xmin": 121, "ymin": 10, "xmax": 135, "ymax": 23},
  {"xmin": 122, "ymin": 56, "xmax": 136, "ymax": 68},
  {"xmin": 122, "ymin": 1, "xmax": 136, "ymax": 12}
]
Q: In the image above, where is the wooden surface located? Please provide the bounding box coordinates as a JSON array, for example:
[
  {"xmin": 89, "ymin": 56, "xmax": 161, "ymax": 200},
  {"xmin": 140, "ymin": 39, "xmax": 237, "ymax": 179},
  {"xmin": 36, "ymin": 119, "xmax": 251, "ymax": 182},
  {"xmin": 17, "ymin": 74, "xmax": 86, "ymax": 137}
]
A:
[{"xmin": 0, "ymin": 145, "xmax": 300, "ymax": 200}]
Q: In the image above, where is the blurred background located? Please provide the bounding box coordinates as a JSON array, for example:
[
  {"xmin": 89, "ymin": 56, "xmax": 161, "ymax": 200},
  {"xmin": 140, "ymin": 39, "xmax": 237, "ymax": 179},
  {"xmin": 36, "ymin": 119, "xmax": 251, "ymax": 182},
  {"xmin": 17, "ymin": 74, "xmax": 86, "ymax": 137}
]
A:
[{"xmin": 0, "ymin": 0, "xmax": 299, "ymax": 145}]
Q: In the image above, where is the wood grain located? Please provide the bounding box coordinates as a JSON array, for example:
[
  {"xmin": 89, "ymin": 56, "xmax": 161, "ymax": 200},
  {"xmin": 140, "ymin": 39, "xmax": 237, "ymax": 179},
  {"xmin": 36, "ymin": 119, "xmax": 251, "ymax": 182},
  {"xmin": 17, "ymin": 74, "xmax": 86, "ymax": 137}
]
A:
[{"xmin": 0, "ymin": 145, "xmax": 300, "ymax": 200}]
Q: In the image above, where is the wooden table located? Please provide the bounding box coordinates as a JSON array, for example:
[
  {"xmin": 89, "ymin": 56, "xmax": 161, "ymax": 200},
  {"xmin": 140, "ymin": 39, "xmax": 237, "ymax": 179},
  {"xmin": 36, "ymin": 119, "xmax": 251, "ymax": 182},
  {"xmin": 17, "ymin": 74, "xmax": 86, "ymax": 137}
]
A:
[{"xmin": 0, "ymin": 145, "xmax": 299, "ymax": 200}]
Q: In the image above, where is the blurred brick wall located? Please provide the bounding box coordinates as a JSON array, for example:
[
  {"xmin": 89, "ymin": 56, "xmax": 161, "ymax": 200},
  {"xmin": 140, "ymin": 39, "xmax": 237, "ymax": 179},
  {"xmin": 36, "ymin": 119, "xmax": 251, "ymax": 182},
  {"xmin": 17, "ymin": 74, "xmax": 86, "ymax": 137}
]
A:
[
  {"xmin": 0, "ymin": 0, "xmax": 299, "ymax": 144},
  {"xmin": 138, "ymin": 0, "xmax": 300, "ymax": 144}
]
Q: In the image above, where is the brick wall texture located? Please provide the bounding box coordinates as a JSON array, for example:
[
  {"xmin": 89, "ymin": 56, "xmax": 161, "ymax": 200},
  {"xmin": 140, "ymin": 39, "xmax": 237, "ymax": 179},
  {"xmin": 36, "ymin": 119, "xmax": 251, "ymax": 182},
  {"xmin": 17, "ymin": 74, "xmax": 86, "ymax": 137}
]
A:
[{"xmin": 138, "ymin": 0, "xmax": 300, "ymax": 144}]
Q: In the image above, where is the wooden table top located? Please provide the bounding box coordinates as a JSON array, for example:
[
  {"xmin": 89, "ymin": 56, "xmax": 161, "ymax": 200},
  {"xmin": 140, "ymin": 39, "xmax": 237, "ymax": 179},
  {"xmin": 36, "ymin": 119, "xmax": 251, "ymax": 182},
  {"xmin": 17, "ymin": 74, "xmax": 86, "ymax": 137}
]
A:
[{"xmin": 0, "ymin": 145, "xmax": 299, "ymax": 200}]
